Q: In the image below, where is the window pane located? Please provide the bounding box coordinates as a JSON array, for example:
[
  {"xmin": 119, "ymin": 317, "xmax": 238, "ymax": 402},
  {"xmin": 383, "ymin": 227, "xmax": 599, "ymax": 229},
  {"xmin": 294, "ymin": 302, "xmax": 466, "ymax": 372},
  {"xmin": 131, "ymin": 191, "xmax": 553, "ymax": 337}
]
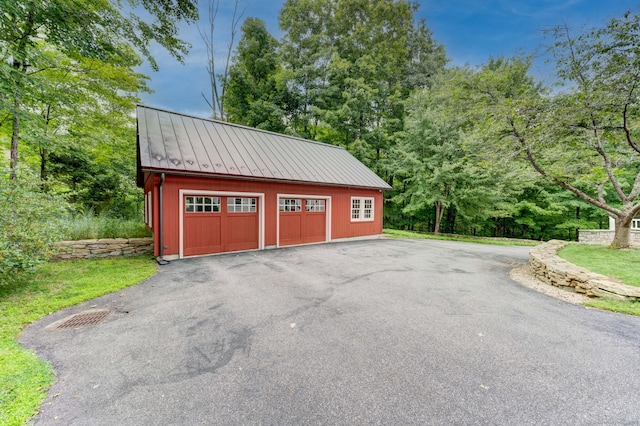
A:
[
  {"xmin": 227, "ymin": 197, "xmax": 257, "ymax": 213},
  {"xmin": 305, "ymin": 199, "xmax": 325, "ymax": 212}
]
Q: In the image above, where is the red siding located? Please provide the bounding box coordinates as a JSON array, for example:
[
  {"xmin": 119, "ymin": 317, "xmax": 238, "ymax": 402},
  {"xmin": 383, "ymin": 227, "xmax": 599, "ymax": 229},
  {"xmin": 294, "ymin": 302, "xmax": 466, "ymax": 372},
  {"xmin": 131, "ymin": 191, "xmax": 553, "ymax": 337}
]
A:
[
  {"xmin": 279, "ymin": 206, "xmax": 326, "ymax": 246},
  {"xmin": 146, "ymin": 173, "xmax": 384, "ymax": 256}
]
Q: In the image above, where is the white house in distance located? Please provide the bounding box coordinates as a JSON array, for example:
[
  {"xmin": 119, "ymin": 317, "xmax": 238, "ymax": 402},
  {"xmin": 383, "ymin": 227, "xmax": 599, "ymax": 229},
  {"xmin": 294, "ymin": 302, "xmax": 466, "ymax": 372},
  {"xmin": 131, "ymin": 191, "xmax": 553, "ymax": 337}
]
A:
[{"xmin": 608, "ymin": 216, "xmax": 640, "ymax": 231}]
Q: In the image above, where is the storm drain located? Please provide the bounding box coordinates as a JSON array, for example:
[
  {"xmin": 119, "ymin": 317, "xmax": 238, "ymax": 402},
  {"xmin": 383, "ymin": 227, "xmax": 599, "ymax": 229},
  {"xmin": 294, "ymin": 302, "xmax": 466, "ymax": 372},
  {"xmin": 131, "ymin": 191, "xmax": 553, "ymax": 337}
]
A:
[{"xmin": 48, "ymin": 310, "xmax": 112, "ymax": 330}]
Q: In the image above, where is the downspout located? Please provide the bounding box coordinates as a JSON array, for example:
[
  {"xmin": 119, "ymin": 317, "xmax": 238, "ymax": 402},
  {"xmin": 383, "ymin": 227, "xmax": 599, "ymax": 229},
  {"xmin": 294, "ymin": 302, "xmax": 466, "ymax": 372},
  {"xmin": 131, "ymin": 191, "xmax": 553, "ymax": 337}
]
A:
[{"xmin": 157, "ymin": 173, "xmax": 170, "ymax": 265}]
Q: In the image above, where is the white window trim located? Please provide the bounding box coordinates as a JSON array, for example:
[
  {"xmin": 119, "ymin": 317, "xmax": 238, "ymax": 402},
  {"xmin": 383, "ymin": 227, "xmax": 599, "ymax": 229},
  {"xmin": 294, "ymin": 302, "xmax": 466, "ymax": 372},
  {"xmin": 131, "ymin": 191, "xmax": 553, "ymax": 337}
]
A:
[
  {"xmin": 276, "ymin": 193, "xmax": 331, "ymax": 248},
  {"xmin": 179, "ymin": 190, "xmax": 265, "ymax": 259},
  {"xmin": 145, "ymin": 191, "xmax": 153, "ymax": 228},
  {"xmin": 351, "ymin": 196, "xmax": 374, "ymax": 222}
]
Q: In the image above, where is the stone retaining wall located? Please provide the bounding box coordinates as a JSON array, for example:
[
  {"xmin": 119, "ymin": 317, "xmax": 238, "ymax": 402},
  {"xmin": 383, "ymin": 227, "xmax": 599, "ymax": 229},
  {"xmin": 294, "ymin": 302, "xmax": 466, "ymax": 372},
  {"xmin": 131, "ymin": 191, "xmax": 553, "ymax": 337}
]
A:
[
  {"xmin": 53, "ymin": 238, "xmax": 154, "ymax": 261},
  {"xmin": 578, "ymin": 230, "xmax": 640, "ymax": 246},
  {"xmin": 529, "ymin": 240, "xmax": 640, "ymax": 300}
]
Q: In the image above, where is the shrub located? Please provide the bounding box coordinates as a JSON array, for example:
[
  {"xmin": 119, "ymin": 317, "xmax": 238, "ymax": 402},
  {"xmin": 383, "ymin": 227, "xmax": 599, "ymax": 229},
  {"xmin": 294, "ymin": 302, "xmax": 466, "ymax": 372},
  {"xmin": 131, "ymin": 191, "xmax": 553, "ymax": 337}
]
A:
[
  {"xmin": 0, "ymin": 168, "xmax": 68, "ymax": 286},
  {"xmin": 58, "ymin": 209, "xmax": 151, "ymax": 240}
]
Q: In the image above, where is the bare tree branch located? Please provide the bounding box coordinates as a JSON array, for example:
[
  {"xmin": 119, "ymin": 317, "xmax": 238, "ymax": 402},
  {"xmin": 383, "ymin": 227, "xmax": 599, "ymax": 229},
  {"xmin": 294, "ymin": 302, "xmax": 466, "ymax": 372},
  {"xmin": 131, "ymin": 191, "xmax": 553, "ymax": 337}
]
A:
[
  {"xmin": 197, "ymin": 0, "xmax": 246, "ymax": 120},
  {"xmin": 508, "ymin": 117, "xmax": 621, "ymax": 217},
  {"xmin": 597, "ymin": 180, "xmax": 607, "ymax": 205},
  {"xmin": 623, "ymin": 99, "xmax": 640, "ymax": 154},
  {"xmin": 593, "ymin": 135, "xmax": 628, "ymax": 202},
  {"xmin": 197, "ymin": 0, "xmax": 220, "ymax": 118},
  {"xmin": 629, "ymin": 170, "xmax": 640, "ymax": 202}
]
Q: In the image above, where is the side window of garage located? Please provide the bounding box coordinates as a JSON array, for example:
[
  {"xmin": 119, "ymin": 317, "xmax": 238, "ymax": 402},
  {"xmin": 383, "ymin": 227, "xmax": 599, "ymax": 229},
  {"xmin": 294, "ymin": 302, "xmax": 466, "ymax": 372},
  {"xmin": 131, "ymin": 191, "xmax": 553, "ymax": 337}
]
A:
[{"xmin": 351, "ymin": 197, "xmax": 374, "ymax": 222}]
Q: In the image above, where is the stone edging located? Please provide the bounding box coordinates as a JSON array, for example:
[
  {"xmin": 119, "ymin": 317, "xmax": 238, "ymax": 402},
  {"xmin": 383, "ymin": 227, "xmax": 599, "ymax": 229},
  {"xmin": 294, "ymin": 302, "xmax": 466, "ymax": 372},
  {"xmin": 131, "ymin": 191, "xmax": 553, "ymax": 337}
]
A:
[
  {"xmin": 53, "ymin": 238, "xmax": 154, "ymax": 261},
  {"xmin": 529, "ymin": 240, "xmax": 640, "ymax": 300}
]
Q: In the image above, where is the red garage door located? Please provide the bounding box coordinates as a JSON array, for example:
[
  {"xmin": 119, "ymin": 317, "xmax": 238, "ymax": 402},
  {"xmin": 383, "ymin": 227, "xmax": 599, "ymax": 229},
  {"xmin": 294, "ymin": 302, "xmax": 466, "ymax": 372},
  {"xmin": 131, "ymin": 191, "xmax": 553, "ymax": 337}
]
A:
[
  {"xmin": 279, "ymin": 198, "xmax": 327, "ymax": 246},
  {"xmin": 183, "ymin": 195, "xmax": 259, "ymax": 256}
]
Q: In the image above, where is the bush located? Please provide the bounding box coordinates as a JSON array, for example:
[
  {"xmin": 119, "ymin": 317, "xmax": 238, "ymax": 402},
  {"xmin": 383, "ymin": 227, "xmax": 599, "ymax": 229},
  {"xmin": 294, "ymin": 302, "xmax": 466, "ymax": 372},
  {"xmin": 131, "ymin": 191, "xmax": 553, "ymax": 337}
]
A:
[
  {"xmin": 58, "ymin": 209, "xmax": 151, "ymax": 240},
  {"xmin": 0, "ymin": 168, "xmax": 68, "ymax": 286}
]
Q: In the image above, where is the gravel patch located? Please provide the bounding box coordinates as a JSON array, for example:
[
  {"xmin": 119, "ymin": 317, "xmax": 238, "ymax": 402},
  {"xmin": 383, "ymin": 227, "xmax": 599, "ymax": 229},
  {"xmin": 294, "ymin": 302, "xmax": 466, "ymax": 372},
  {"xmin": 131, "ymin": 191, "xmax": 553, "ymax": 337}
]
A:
[{"xmin": 509, "ymin": 263, "xmax": 591, "ymax": 305}]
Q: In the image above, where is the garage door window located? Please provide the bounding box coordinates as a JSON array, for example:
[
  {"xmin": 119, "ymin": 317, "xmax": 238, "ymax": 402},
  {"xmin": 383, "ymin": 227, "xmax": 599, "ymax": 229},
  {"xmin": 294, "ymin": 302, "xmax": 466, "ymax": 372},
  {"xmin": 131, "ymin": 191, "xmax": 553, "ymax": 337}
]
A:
[
  {"xmin": 228, "ymin": 197, "xmax": 257, "ymax": 212},
  {"xmin": 280, "ymin": 198, "xmax": 302, "ymax": 212},
  {"xmin": 351, "ymin": 197, "xmax": 374, "ymax": 221},
  {"xmin": 186, "ymin": 196, "xmax": 221, "ymax": 212},
  {"xmin": 305, "ymin": 199, "xmax": 325, "ymax": 212}
]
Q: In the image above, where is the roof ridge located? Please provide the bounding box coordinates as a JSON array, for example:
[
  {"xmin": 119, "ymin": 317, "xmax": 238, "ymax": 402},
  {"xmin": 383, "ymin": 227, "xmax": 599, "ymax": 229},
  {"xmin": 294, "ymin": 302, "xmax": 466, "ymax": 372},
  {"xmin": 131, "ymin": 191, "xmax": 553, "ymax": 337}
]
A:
[{"xmin": 137, "ymin": 104, "xmax": 347, "ymax": 151}]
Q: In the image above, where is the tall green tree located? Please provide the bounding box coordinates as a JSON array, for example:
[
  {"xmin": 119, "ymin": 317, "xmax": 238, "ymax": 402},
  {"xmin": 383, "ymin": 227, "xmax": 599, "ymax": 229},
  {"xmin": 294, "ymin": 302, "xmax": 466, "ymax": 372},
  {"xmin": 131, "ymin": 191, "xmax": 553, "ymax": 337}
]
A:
[
  {"xmin": 17, "ymin": 45, "xmax": 148, "ymax": 183},
  {"xmin": 0, "ymin": 0, "xmax": 197, "ymax": 177},
  {"xmin": 224, "ymin": 17, "xmax": 286, "ymax": 132},
  {"xmin": 467, "ymin": 13, "xmax": 640, "ymax": 248},
  {"xmin": 392, "ymin": 70, "xmax": 519, "ymax": 234},
  {"xmin": 278, "ymin": 0, "xmax": 446, "ymax": 171}
]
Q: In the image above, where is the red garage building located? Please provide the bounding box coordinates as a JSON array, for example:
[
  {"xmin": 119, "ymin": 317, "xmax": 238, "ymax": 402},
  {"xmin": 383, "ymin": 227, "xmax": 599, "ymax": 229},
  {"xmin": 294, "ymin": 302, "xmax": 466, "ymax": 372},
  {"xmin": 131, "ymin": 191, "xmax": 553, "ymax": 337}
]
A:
[{"xmin": 136, "ymin": 105, "xmax": 391, "ymax": 261}]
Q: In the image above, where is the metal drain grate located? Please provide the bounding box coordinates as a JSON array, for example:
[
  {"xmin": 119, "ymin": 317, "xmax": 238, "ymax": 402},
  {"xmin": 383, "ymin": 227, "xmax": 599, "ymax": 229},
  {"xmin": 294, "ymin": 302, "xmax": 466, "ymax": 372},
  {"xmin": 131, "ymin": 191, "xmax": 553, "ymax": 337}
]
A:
[{"xmin": 48, "ymin": 310, "xmax": 112, "ymax": 330}]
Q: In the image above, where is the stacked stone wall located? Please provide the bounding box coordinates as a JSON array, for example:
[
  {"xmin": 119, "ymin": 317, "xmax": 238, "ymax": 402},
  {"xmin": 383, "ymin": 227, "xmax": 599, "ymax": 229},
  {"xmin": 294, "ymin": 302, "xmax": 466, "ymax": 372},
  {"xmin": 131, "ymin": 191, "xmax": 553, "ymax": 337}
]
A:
[
  {"xmin": 578, "ymin": 230, "xmax": 640, "ymax": 246},
  {"xmin": 529, "ymin": 240, "xmax": 640, "ymax": 300},
  {"xmin": 53, "ymin": 238, "xmax": 154, "ymax": 260}
]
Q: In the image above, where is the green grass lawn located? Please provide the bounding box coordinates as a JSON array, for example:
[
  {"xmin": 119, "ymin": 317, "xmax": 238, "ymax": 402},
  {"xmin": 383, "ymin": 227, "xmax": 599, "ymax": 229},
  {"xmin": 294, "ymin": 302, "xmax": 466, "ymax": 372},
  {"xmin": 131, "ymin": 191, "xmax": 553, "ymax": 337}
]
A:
[
  {"xmin": 558, "ymin": 244, "xmax": 640, "ymax": 287},
  {"xmin": 584, "ymin": 298, "xmax": 640, "ymax": 316},
  {"xmin": 384, "ymin": 228, "xmax": 539, "ymax": 246},
  {"xmin": 0, "ymin": 256, "xmax": 156, "ymax": 426},
  {"xmin": 558, "ymin": 243, "xmax": 640, "ymax": 317}
]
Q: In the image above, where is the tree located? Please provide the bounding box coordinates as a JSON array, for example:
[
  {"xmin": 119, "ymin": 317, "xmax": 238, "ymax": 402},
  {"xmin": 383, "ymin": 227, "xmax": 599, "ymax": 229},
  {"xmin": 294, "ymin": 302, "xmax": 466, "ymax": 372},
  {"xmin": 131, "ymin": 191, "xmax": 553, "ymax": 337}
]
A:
[
  {"xmin": 0, "ymin": 0, "xmax": 197, "ymax": 177},
  {"xmin": 392, "ymin": 70, "xmax": 516, "ymax": 234},
  {"xmin": 198, "ymin": 0, "xmax": 247, "ymax": 120},
  {"xmin": 16, "ymin": 45, "xmax": 148, "ymax": 183},
  {"xmin": 224, "ymin": 18, "xmax": 286, "ymax": 132},
  {"xmin": 278, "ymin": 0, "xmax": 446, "ymax": 168},
  {"xmin": 466, "ymin": 12, "xmax": 640, "ymax": 248}
]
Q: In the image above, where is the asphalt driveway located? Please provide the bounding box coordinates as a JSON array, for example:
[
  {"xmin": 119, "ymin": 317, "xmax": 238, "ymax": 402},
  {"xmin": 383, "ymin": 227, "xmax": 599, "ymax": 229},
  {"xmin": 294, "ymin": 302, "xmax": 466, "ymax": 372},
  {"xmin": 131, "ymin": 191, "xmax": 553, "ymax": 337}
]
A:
[{"xmin": 19, "ymin": 238, "xmax": 640, "ymax": 425}]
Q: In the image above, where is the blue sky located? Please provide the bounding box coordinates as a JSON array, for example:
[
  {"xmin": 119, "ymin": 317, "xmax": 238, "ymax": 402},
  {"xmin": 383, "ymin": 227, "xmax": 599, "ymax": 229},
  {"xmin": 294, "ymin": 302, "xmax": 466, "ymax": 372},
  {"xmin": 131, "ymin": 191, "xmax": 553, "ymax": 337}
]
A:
[{"xmin": 139, "ymin": 0, "xmax": 639, "ymax": 117}]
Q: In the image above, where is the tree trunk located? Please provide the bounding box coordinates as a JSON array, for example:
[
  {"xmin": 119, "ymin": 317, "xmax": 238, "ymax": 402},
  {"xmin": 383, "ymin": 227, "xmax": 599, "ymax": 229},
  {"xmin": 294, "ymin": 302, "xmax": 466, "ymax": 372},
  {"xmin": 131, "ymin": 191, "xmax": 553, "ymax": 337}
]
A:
[
  {"xmin": 9, "ymin": 10, "xmax": 34, "ymax": 179},
  {"xmin": 10, "ymin": 59, "xmax": 26, "ymax": 179},
  {"xmin": 434, "ymin": 202, "xmax": 444, "ymax": 235},
  {"xmin": 611, "ymin": 216, "xmax": 632, "ymax": 249},
  {"xmin": 40, "ymin": 147, "xmax": 48, "ymax": 185},
  {"xmin": 10, "ymin": 104, "xmax": 20, "ymax": 179}
]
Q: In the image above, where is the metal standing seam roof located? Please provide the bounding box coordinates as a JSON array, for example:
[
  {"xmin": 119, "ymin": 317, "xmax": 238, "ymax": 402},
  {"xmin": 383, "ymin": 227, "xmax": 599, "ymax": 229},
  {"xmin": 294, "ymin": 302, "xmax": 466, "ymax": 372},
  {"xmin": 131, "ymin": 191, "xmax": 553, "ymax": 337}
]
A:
[{"xmin": 137, "ymin": 105, "xmax": 392, "ymax": 190}]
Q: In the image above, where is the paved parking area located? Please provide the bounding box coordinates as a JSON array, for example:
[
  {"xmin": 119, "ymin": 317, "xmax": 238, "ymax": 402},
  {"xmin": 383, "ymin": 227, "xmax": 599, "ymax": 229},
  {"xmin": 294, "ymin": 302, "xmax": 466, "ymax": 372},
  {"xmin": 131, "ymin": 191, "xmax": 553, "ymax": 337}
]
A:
[{"xmin": 20, "ymin": 238, "xmax": 640, "ymax": 425}]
